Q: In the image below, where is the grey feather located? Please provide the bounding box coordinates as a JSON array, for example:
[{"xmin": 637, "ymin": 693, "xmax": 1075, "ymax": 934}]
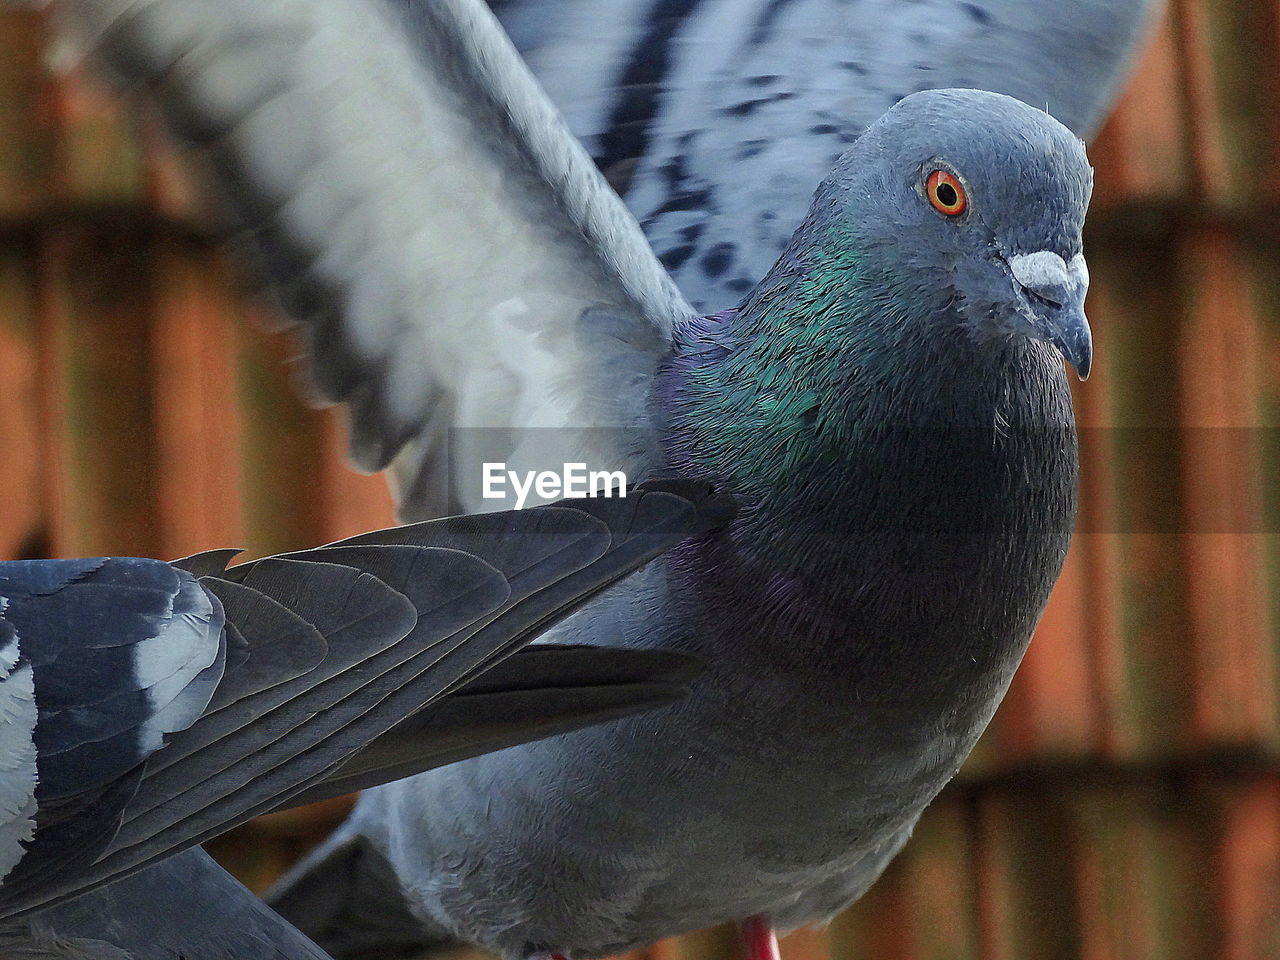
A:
[
  {"xmin": 268, "ymin": 831, "xmax": 433, "ymax": 960},
  {"xmin": 490, "ymin": 0, "xmax": 1160, "ymax": 312},
  {"xmin": 0, "ymin": 485, "xmax": 727, "ymax": 954},
  {"xmin": 64, "ymin": 0, "xmax": 693, "ymax": 518},
  {"xmin": 285, "ymin": 644, "xmax": 702, "ymax": 805},
  {"xmin": 1, "ymin": 849, "xmax": 332, "ymax": 960}
]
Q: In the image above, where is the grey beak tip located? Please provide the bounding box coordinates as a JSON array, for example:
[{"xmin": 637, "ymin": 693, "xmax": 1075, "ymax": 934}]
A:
[
  {"xmin": 1047, "ymin": 315, "xmax": 1091, "ymax": 381},
  {"xmin": 1073, "ymin": 319, "xmax": 1093, "ymax": 381},
  {"xmin": 1009, "ymin": 249, "xmax": 1092, "ymax": 382}
]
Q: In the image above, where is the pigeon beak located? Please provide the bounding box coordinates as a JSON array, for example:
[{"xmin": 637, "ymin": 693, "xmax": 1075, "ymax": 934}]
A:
[{"xmin": 1008, "ymin": 250, "xmax": 1093, "ymax": 380}]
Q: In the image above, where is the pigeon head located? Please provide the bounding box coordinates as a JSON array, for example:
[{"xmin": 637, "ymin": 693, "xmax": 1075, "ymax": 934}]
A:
[{"xmin": 799, "ymin": 88, "xmax": 1094, "ymax": 378}]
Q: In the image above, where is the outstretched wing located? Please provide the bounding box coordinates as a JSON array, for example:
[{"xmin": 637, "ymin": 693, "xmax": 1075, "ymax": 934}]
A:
[
  {"xmin": 490, "ymin": 0, "xmax": 1161, "ymax": 311},
  {"xmin": 0, "ymin": 552, "xmax": 420, "ymax": 918},
  {"xmin": 0, "ymin": 483, "xmax": 729, "ymax": 919},
  {"xmin": 65, "ymin": 0, "xmax": 692, "ymax": 518}
]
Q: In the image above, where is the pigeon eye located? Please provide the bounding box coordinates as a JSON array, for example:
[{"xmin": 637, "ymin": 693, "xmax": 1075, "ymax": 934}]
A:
[{"xmin": 926, "ymin": 170, "xmax": 967, "ymax": 216}]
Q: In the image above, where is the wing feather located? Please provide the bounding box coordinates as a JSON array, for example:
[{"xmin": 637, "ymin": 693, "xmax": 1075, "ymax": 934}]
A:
[
  {"xmin": 67, "ymin": 0, "xmax": 691, "ymax": 517},
  {"xmin": 492, "ymin": 0, "xmax": 1161, "ymax": 312},
  {"xmin": 0, "ymin": 487, "xmax": 730, "ymax": 919}
]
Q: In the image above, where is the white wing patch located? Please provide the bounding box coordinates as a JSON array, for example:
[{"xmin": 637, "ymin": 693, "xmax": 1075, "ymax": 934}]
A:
[
  {"xmin": 135, "ymin": 578, "xmax": 222, "ymax": 754},
  {"xmin": 0, "ymin": 611, "xmax": 39, "ymax": 885}
]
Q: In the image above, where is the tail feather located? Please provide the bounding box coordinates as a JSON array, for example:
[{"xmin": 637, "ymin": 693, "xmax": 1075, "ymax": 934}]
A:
[
  {"xmin": 269, "ymin": 829, "xmax": 455, "ymax": 960},
  {"xmin": 0, "ymin": 848, "xmax": 332, "ymax": 960}
]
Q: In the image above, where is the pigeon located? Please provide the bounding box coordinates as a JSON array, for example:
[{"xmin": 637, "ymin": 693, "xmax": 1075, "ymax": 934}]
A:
[
  {"xmin": 488, "ymin": 0, "xmax": 1160, "ymax": 312},
  {"xmin": 62, "ymin": 0, "xmax": 1098, "ymax": 958},
  {"xmin": 0, "ymin": 482, "xmax": 729, "ymax": 958}
]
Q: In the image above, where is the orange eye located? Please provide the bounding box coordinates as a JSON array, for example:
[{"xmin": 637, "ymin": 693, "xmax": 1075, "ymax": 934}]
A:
[{"xmin": 926, "ymin": 169, "xmax": 967, "ymax": 216}]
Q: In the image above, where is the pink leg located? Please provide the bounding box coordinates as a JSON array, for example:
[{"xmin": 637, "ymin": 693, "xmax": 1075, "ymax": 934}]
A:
[{"xmin": 738, "ymin": 915, "xmax": 780, "ymax": 960}]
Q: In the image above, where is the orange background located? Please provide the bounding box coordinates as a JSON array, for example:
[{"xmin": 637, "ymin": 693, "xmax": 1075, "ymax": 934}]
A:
[{"xmin": 0, "ymin": 1, "xmax": 1278, "ymax": 957}]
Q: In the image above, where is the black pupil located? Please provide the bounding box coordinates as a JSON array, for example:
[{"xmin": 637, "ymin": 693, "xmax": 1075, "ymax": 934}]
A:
[{"xmin": 936, "ymin": 181, "xmax": 958, "ymax": 207}]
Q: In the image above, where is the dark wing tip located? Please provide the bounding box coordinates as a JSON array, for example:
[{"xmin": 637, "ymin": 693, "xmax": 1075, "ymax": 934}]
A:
[
  {"xmin": 632, "ymin": 478, "xmax": 739, "ymax": 531},
  {"xmin": 169, "ymin": 549, "xmax": 245, "ymax": 577}
]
